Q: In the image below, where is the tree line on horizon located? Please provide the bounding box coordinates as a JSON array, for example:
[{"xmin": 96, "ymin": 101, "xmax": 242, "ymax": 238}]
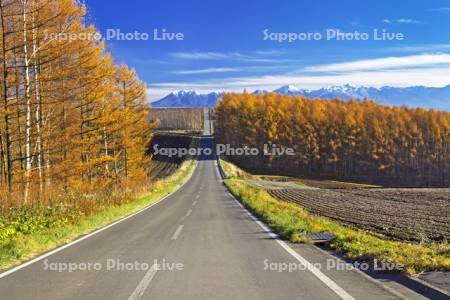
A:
[
  {"xmin": 215, "ymin": 93, "xmax": 450, "ymax": 187},
  {"xmin": 0, "ymin": 0, "xmax": 155, "ymax": 208},
  {"xmin": 149, "ymin": 108, "xmax": 204, "ymax": 132}
]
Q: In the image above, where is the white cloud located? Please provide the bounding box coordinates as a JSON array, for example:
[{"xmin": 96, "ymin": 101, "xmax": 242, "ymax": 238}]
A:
[
  {"xmin": 148, "ymin": 54, "xmax": 450, "ymax": 101},
  {"xmin": 397, "ymin": 18, "xmax": 420, "ymax": 24},
  {"xmin": 303, "ymin": 54, "xmax": 450, "ymax": 72},
  {"xmin": 383, "ymin": 18, "xmax": 420, "ymax": 24},
  {"xmin": 386, "ymin": 44, "xmax": 450, "ymax": 53},
  {"xmin": 148, "ymin": 67, "xmax": 450, "ymax": 100},
  {"xmin": 172, "ymin": 68, "xmax": 239, "ymax": 75},
  {"xmin": 428, "ymin": 7, "xmax": 450, "ymax": 12},
  {"xmin": 169, "ymin": 51, "xmax": 253, "ymax": 60},
  {"xmin": 147, "ymin": 88, "xmax": 172, "ymax": 101},
  {"xmin": 168, "ymin": 51, "xmax": 283, "ymax": 63},
  {"xmin": 253, "ymin": 50, "xmax": 286, "ymax": 56}
]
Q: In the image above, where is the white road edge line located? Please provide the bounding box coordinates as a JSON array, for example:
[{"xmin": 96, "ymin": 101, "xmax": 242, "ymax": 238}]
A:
[
  {"xmin": 0, "ymin": 162, "xmax": 198, "ymax": 279},
  {"xmin": 215, "ymin": 160, "xmax": 410, "ymax": 299},
  {"xmin": 128, "ymin": 264, "xmax": 158, "ymax": 300},
  {"xmin": 171, "ymin": 225, "xmax": 184, "ymax": 240},
  {"xmin": 185, "ymin": 209, "xmax": 192, "ymax": 217},
  {"xmin": 218, "ymin": 169, "xmax": 354, "ymax": 300},
  {"xmin": 313, "ymin": 245, "xmax": 408, "ymax": 299},
  {"xmin": 229, "ymin": 191, "xmax": 354, "ymax": 300},
  {"xmin": 214, "ymin": 160, "xmax": 223, "ymax": 182}
]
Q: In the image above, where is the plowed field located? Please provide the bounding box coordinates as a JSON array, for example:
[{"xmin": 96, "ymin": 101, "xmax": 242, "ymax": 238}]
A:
[{"xmin": 269, "ymin": 188, "xmax": 450, "ymax": 242}]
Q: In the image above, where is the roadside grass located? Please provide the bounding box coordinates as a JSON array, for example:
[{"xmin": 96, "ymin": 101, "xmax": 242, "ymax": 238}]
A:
[
  {"xmin": 220, "ymin": 160, "xmax": 450, "ymax": 275},
  {"xmin": 219, "ymin": 159, "xmax": 252, "ymax": 179},
  {"xmin": 221, "ymin": 159, "xmax": 381, "ymax": 189},
  {"xmin": 0, "ymin": 154, "xmax": 197, "ymax": 271}
]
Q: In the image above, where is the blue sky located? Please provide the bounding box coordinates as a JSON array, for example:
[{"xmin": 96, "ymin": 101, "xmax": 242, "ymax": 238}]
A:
[{"xmin": 86, "ymin": 0, "xmax": 450, "ymax": 101}]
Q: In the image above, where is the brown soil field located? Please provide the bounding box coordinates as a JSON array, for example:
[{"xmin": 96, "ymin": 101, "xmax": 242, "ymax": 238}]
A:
[
  {"xmin": 268, "ymin": 188, "xmax": 450, "ymax": 242},
  {"xmin": 148, "ymin": 134, "xmax": 194, "ymax": 180},
  {"xmin": 258, "ymin": 176, "xmax": 380, "ymax": 189},
  {"xmin": 297, "ymin": 179, "xmax": 380, "ymax": 189},
  {"xmin": 148, "ymin": 160, "xmax": 180, "ymax": 181}
]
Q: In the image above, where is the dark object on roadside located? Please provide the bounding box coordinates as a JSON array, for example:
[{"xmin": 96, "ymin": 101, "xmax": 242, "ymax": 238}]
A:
[{"xmin": 302, "ymin": 233, "xmax": 336, "ymax": 244}]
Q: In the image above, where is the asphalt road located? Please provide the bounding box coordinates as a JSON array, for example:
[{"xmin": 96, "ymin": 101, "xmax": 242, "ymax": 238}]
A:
[{"xmin": 0, "ymin": 137, "xmax": 429, "ymax": 300}]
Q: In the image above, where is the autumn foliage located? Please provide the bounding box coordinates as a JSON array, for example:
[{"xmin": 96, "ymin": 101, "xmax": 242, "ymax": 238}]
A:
[
  {"xmin": 0, "ymin": 0, "xmax": 155, "ymax": 207},
  {"xmin": 215, "ymin": 93, "xmax": 450, "ymax": 187}
]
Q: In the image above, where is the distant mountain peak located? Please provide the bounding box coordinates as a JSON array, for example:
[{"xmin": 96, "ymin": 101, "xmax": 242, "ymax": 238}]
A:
[
  {"xmin": 284, "ymin": 84, "xmax": 299, "ymax": 90},
  {"xmin": 252, "ymin": 89, "xmax": 269, "ymax": 95},
  {"xmin": 274, "ymin": 85, "xmax": 300, "ymax": 94},
  {"xmin": 152, "ymin": 85, "xmax": 450, "ymax": 111},
  {"xmin": 174, "ymin": 90, "xmax": 199, "ymax": 95},
  {"xmin": 152, "ymin": 90, "xmax": 223, "ymax": 108}
]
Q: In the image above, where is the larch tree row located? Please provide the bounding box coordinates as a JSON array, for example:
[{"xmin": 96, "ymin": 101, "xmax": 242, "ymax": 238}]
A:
[
  {"xmin": 215, "ymin": 93, "xmax": 450, "ymax": 187},
  {"xmin": 0, "ymin": 0, "xmax": 155, "ymax": 205}
]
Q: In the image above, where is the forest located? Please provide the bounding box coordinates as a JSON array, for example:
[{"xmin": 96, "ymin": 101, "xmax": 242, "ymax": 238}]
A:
[
  {"xmin": 215, "ymin": 93, "xmax": 450, "ymax": 187},
  {"xmin": 0, "ymin": 0, "xmax": 155, "ymax": 211},
  {"xmin": 149, "ymin": 108, "xmax": 204, "ymax": 132}
]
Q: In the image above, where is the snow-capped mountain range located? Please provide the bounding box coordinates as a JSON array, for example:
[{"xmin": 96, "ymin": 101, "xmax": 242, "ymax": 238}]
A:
[
  {"xmin": 151, "ymin": 84, "xmax": 450, "ymax": 111},
  {"xmin": 152, "ymin": 90, "xmax": 222, "ymax": 108}
]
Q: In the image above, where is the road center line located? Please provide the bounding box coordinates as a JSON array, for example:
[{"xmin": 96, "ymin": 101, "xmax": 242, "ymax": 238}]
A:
[
  {"xmin": 185, "ymin": 209, "xmax": 192, "ymax": 217},
  {"xmin": 128, "ymin": 264, "xmax": 158, "ymax": 300},
  {"xmin": 195, "ymin": 194, "xmax": 200, "ymax": 199},
  {"xmin": 171, "ymin": 225, "xmax": 184, "ymax": 240},
  {"xmin": 0, "ymin": 162, "xmax": 199, "ymax": 279}
]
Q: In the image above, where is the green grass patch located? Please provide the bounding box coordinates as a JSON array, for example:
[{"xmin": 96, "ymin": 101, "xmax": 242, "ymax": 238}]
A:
[
  {"xmin": 0, "ymin": 156, "xmax": 197, "ymax": 271},
  {"xmin": 220, "ymin": 159, "xmax": 379, "ymax": 189},
  {"xmin": 220, "ymin": 159, "xmax": 253, "ymax": 179},
  {"xmin": 224, "ymin": 178, "xmax": 450, "ymax": 274}
]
